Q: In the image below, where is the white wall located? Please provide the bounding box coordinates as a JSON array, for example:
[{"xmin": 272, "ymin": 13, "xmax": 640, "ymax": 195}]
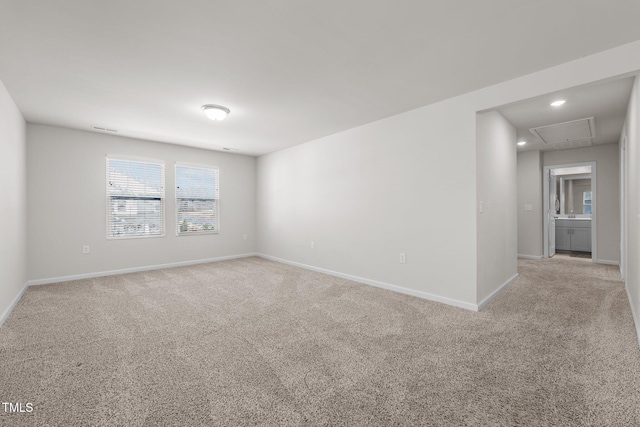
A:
[
  {"xmin": 257, "ymin": 96, "xmax": 479, "ymax": 306},
  {"xmin": 256, "ymin": 41, "xmax": 640, "ymax": 310},
  {"xmin": 27, "ymin": 125, "xmax": 256, "ymax": 281},
  {"xmin": 517, "ymin": 151, "xmax": 543, "ymax": 258},
  {"xmin": 622, "ymin": 76, "xmax": 640, "ymax": 343},
  {"xmin": 476, "ymin": 111, "xmax": 517, "ymax": 302},
  {"xmin": 0, "ymin": 79, "xmax": 27, "ymax": 322},
  {"xmin": 543, "ymin": 144, "xmax": 620, "ymax": 263}
]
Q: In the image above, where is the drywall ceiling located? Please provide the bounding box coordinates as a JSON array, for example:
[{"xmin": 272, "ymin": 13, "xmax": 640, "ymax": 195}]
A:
[
  {"xmin": 500, "ymin": 77, "xmax": 634, "ymax": 152},
  {"xmin": 2, "ymin": 1, "xmax": 640, "ymax": 156}
]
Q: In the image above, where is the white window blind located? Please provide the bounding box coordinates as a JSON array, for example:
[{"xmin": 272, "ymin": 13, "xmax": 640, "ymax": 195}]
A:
[
  {"xmin": 176, "ymin": 164, "xmax": 219, "ymax": 235},
  {"xmin": 106, "ymin": 157, "xmax": 165, "ymax": 238}
]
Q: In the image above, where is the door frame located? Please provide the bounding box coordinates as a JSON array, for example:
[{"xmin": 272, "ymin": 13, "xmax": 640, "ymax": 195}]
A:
[
  {"xmin": 543, "ymin": 161, "xmax": 597, "ymax": 262},
  {"xmin": 548, "ymin": 170, "xmax": 557, "ymax": 257},
  {"xmin": 621, "ymin": 135, "xmax": 627, "ymax": 279}
]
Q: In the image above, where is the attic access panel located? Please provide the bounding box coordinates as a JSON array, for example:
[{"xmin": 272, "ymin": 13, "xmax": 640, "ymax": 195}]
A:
[{"xmin": 529, "ymin": 117, "xmax": 596, "ymax": 145}]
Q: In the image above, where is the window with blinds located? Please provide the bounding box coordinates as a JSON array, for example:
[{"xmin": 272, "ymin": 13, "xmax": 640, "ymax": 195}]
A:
[
  {"xmin": 106, "ymin": 157, "xmax": 165, "ymax": 238},
  {"xmin": 176, "ymin": 164, "xmax": 219, "ymax": 235}
]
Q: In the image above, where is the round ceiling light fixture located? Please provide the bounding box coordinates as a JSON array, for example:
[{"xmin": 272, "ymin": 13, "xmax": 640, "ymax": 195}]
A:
[
  {"xmin": 517, "ymin": 140, "xmax": 527, "ymax": 146},
  {"xmin": 202, "ymin": 104, "xmax": 230, "ymax": 121},
  {"xmin": 550, "ymin": 99, "xmax": 566, "ymax": 107}
]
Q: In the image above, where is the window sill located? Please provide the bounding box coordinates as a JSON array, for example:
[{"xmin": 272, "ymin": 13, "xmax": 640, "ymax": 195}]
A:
[
  {"xmin": 107, "ymin": 233, "xmax": 166, "ymax": 240},
  {"xmin": 176, "ymin": 231, "xmax": 220, "ymax": 236}
]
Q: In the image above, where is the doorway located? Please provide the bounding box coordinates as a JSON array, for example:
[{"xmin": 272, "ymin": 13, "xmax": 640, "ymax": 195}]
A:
[{"xmin": 543, "ymin": 162, "xmax": 597, "ymax": 262}]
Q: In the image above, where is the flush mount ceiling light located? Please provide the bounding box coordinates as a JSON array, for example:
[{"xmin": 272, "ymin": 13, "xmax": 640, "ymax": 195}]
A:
[
  {"xmin": 517, "ymin": 141, "xmax": 527, "ymax": 146},
  {"xmin": 550, "ymin": 99, "xmax": 566, "ymax": 107},
  {"xmin": 202, "ymin": 104, "xmax": 230, "ymax": 121}
]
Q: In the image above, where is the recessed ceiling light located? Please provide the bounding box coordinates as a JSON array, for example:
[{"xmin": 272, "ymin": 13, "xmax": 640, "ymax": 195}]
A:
[
  {"xmin": 517, "ymin": 141, "xmax": 527, "ymax": 146},
  {"xmin": 202, "ymin": 104, "xmax": 230, "ymax": 121},
  {"xmin": 550, "ymin": 100, "xmax": 566, "ymax": 107}
]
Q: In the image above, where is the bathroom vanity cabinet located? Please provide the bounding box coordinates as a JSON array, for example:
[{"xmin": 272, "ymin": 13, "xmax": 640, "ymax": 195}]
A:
[{"xmin": 555, "ymin": 219, "xmax": 591, "ymax": 252}]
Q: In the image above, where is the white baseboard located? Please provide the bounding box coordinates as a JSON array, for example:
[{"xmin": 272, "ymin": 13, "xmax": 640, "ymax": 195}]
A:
[
  {"xmin": 256, "ymin": 253, "xmax": 479, "ymax": 311},
  {"xmin": 517, "ymin": 254, "xmax": 544, "ymax": 260},
  {"xmin": 27, "ymin": 253, "xmax": 258, "ymax": 286},
  {"xmin": 0, "ymin": 282, "xmax": 29, "ymax": 327},
  {"xmin": 625, "ymin": 284, "xmax": 640, "ymax": 349},
  {"xmin": 596, "ymin": 259, "xmax": 620, "ymax": 266},
  {"xmin": 477, "ymin": 273, "xmax": 519, "ymax": 311}
]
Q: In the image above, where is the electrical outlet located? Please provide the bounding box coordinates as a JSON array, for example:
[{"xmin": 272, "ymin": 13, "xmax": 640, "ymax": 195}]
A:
[
  {"xmin": 479, "ymin": 201, "xmax": 484, "ymax": 213},
  {"xmin": 82, "ymin": 245, "xmax": 90, "ymax": 254},
  {"xmin": 399, "ymin": 253, "xmax": 406, "ymax": 264},
  {"xmin": 525, "ymin": 204, "xmax": 533, "ymax": 211},
  {"xmin": 310, "ymin": 241, "xmax": 315, "ymax": 249},
  {"xmin": 243, "ymin": 233, "xmax": 248, "ymax": 241}
]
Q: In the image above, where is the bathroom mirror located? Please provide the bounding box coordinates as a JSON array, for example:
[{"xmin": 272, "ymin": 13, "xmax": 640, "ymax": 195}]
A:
[{"xmin": 556, "ymin": 175, "xmax": 591, "ymax": 215}]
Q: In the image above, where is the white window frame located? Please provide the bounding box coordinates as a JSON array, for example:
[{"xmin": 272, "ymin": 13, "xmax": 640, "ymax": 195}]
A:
[
  {"xmin": 175, "ymin": 162, "xmax": 220, "ymax": 236},
  {"xmin": 106, "ymin": 155, "xmax": 166, "ymax": 240}
]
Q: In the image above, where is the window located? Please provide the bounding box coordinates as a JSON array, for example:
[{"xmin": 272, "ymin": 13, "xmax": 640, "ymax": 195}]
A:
[
  {"xmin": 106, "ymin": 157, "xmax": 165, "ymax": 238},
  {"xmin": 583, "ymin": 191, "xmax": 592, "ymax": 215},
  {"xmin": 176, "ymin": 164, "xmax": 219, "ymax": 235}
]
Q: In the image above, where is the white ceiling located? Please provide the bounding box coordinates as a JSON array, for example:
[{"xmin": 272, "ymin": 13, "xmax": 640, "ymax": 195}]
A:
[
  {"xmin": 2, "ymin": 1, "xmax": 640, "ymax": 156},
  {"xmin": 500, "ymin": 77, "xmax": 634, "ymax": 152}
]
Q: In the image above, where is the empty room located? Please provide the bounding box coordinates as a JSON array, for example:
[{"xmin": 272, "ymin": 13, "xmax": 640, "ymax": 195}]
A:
[{"xmin": 2, "ymin": 1, "xmax": 640, "ymax": 425}]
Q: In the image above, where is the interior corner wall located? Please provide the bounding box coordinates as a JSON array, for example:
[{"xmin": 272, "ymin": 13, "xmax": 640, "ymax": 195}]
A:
[
  {"xmin": 542, "ymin": 144, "xmax": 620, "ymax": 263},
  {"xmin": 517, "ymin": 151, "xmax": 543, "ymax": 257},
  {"xmin": 623, "ymin": 75, "xmax": 640, "ymax": 342},
  {"xmin": 26, "ymin": 124, "xmax": 256, "ymax": 281},
  {"xmin": 0, "ymin": 79, "xmax": 27, "ymax": 321},
  {"xmin": 476, "ymin": 111, "xmax": 517, "ymax": 302}
]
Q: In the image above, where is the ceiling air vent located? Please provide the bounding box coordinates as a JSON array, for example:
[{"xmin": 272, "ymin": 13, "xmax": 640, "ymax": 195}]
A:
[
  {"xmin": 550, "ymin": 139, "xmax": 593, "ymax": 150},
  {"xmin": 92, "ymin": 126, "xmax": 118, "ymax": 133},
  {"xmin": 529, "ymin": 117, "xmax": 595, "ymax": 145}
]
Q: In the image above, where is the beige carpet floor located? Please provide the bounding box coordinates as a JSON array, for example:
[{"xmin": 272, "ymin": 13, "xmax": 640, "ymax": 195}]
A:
[{"xmin": 1, "ymin": 256, "xmax": 639, "ymax": 426}]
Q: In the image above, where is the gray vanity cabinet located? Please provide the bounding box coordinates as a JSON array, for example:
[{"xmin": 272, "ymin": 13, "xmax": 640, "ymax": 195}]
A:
[
  {"xmin": 556, "ymin": 225, "xmax": 571, "ymax": 251},
  {"xmin": 571, "ymin": 228, "xmax": 591, "ymax": 252},
  {"xmin": 555, "ymin": 219, "xmax": 591, "ymax": 252}
]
